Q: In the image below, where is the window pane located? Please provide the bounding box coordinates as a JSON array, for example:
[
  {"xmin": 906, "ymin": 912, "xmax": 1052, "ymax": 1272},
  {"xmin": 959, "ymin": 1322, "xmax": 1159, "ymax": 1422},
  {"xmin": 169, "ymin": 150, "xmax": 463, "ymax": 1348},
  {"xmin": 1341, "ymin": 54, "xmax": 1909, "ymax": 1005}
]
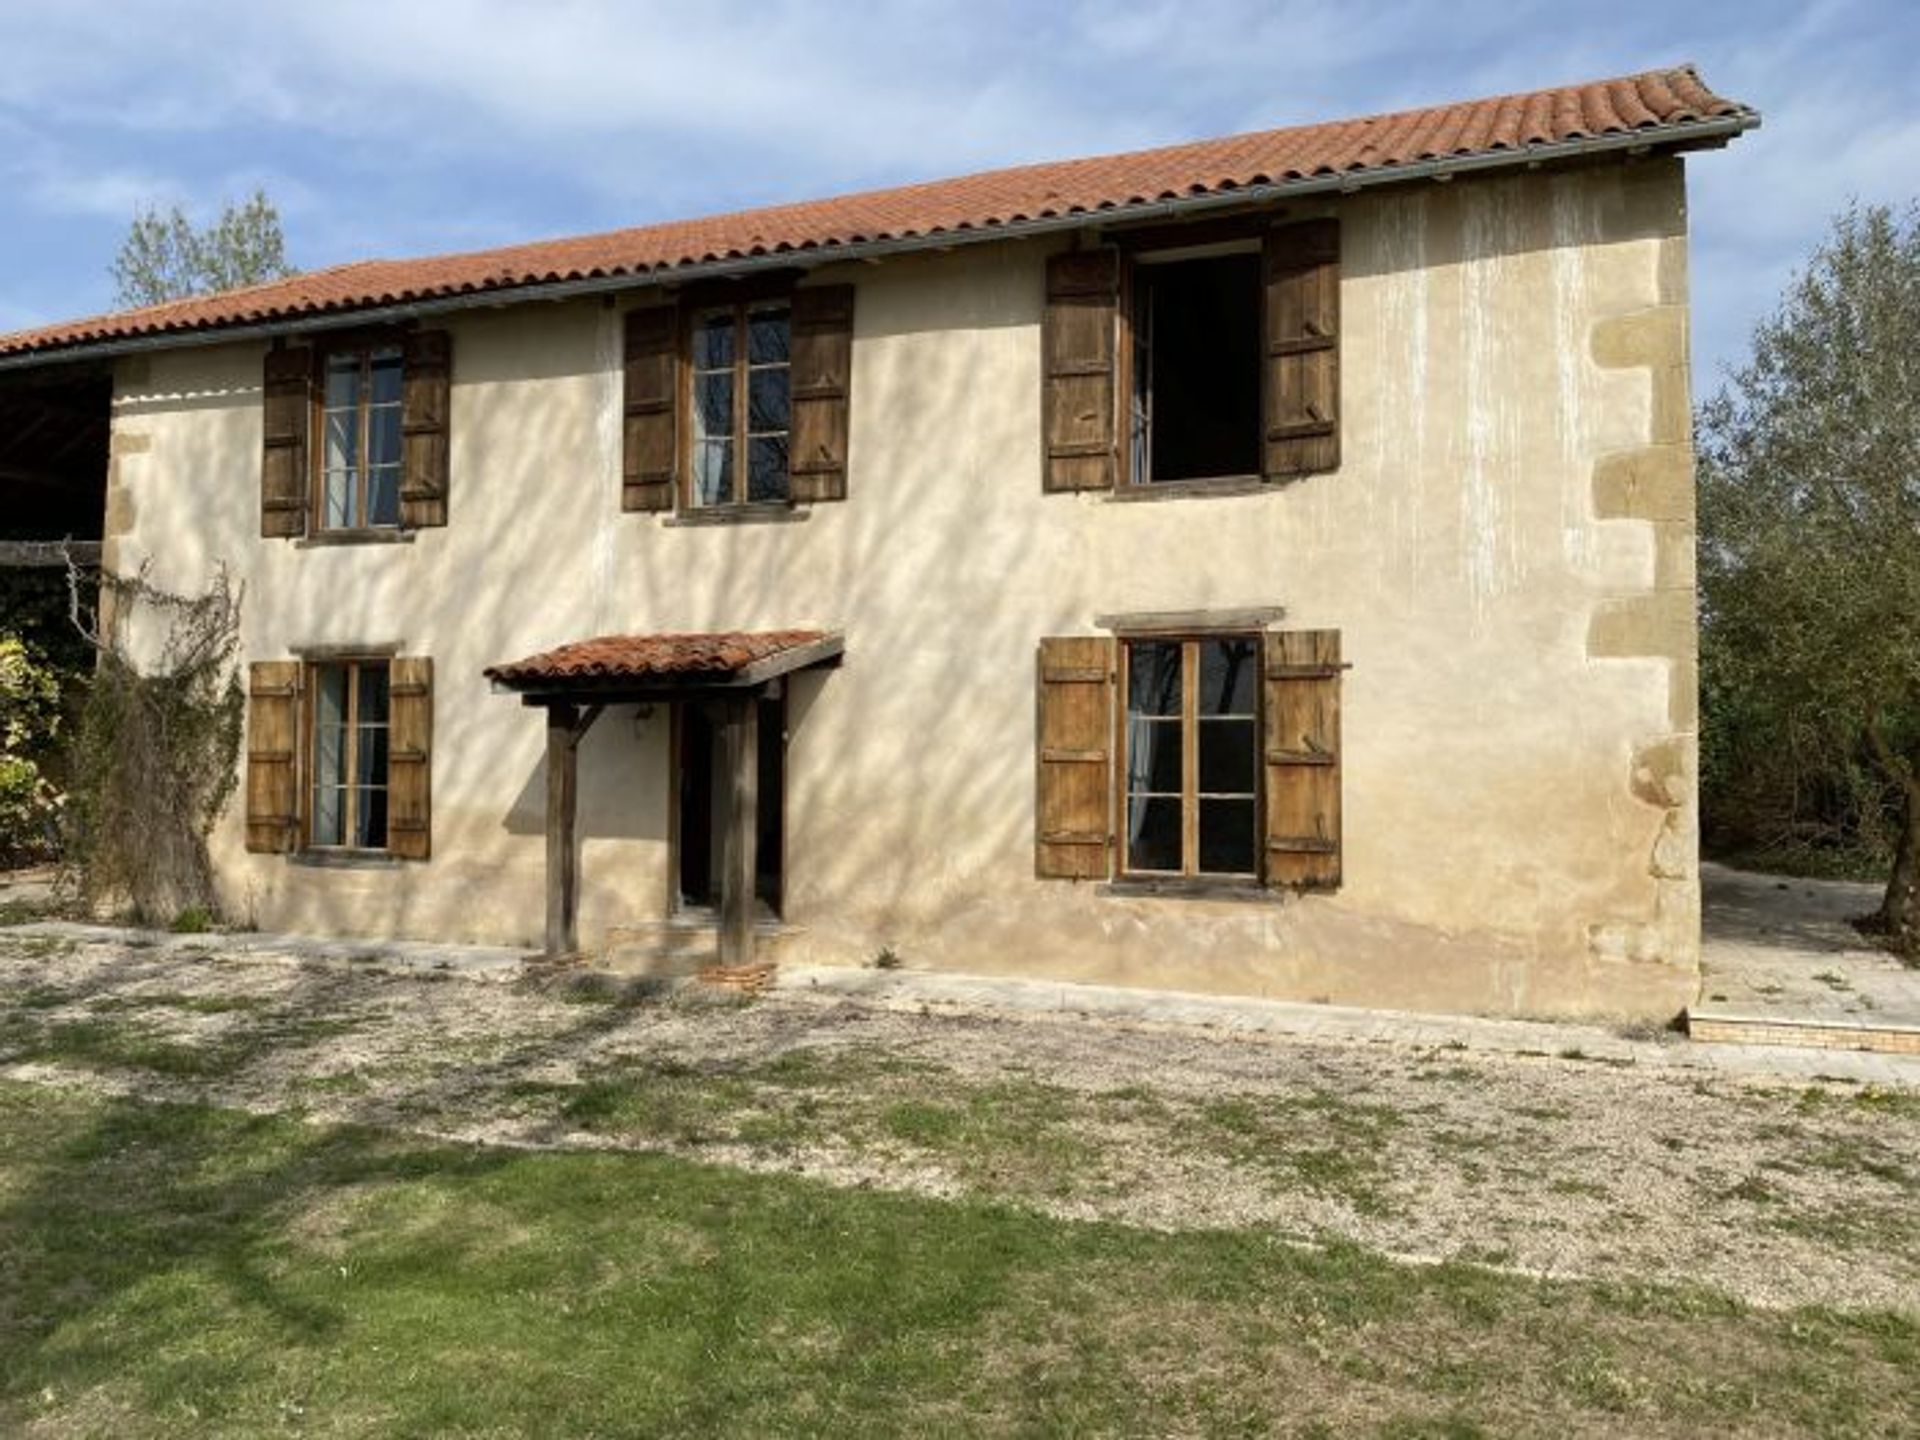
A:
[
  {"xmin": 314, "ymin": 668, "xmax": 348, "ymax": 765},
  {"xmin": 311, "ymin": 786, "xmax": 344, "ymax": 846},
  {"xmin": 322, "ymin": 470, "xmax": 356, "ymax": 530},
  {"xmin": 356, "ymin": 728, "xmax": 389, "ymax": 788},
  {"xmin": 324, "ymin": 355, "xmax": 360, "ymax": 409},
  {"xmin": 367, "ymin": 467, "xmax": 401, "ymax": 528},
  {"xmin": 1127, "ymin": 642, "xmax": 1182, "ymax": 716},
  {"xmin": 693, "ymin": 440, "xmax": 733, "ymax": 506},
  {"xmin": 369, "ymin": 403, "xmax": 402, "ymax": 467},
  {"xmin": 694, "ymin": 372, "xmax": 734, "ymax": 439},
  {"xmin": 1127, "ymin": 796, "xmax": 1183, "ymax": 872},
  {"xmin": 692, "ymin": 312, "xmax": 734, "ymax": 369},
  {"xmin": 324, "ymin": 408, "xmax": 358, "ymax": 474},
  {"xmin": 355, "ymin": 787, "xmax": 388, "ymax": 850},
  {"xmin": 748, "ymin": 308, "xmax": 790, "ymax": 364},
  {"xmin": 1198, "ymin": 798, "xmax": 1257, "ymax": 874},
  {"xmin": 748, "ymin": 436, "xmax": 789, "ymax": 502},
  {"xmin": 1127, "ymin": 717, "xmax": 1182, "ymax": 795},
  {"xmin": 357, "ymin": 665, "xmax": 390, "ymax": 726},
  {"xmin": 1199, "ymin": 718, "xmax": 1256, "ymax": 794},
  {"xmin": 748, "ymin": 366, "xmax": 790, "ymax": 432},
  {"xmin": 370, "ymin": 348, "xmax": 404, "ymax": 405},
  {"xmin": 1200, "ymin": 638, "xmax": 1258, "ymax": 716}
]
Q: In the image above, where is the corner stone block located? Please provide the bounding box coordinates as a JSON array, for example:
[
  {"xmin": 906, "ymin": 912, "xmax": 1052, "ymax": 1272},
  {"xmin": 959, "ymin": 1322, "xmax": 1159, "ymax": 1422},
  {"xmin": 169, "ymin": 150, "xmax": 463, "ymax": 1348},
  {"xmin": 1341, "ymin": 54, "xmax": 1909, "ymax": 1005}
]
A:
[
  {"xmin": 1591, "ymin": 307, "xmax": 1686, "ymax": 372},
  {"xmin": 1592, "ymin": 446, "xmax": 1694, "ymax": 523}
]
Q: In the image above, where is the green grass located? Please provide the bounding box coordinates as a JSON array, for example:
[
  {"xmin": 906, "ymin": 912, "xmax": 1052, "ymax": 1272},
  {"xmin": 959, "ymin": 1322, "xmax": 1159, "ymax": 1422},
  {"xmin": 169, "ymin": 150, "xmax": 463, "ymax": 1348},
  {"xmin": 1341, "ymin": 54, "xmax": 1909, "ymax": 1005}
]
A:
[{"xmin": 0, "ymin": 1081, "xmax": 1911, "ymax": 1439}]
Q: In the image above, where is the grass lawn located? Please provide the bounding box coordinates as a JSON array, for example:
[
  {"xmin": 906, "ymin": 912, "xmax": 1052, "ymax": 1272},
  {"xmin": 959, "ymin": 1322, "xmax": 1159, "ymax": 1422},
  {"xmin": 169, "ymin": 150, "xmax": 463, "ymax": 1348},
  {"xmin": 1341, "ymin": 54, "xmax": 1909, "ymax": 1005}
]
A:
[{"xmin": 0, "ymin": 1082, "xmax": 1913, "ymax": 1438}]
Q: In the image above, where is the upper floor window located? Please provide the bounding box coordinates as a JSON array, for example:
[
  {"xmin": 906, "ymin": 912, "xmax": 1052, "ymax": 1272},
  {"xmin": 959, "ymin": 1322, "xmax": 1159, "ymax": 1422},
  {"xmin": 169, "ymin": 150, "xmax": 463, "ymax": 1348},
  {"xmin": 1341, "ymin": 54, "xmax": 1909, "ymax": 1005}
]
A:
[
  {"xmin": 1128, "ymin": 250, "xmax": 1263, "ymax": 486},
  {"xmin": 691, "ymin": 302, "xmax": 791, "ymax": 507},
  {"xmin": 319, "ymin": 345, "xmax": 405, "ymax": 531}
]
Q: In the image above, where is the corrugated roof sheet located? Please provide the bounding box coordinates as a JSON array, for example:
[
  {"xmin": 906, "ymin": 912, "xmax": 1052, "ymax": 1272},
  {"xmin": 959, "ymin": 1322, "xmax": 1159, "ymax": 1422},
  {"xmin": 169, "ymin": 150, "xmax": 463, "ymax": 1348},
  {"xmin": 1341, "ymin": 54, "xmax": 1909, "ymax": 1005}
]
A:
[
  {"xmin": 0, "ymin": 65, "xmax": 1752, "ymax": 362},
  {"xmin": 485, "ymin": 631, "xmax": 830, "ymax": 687}
]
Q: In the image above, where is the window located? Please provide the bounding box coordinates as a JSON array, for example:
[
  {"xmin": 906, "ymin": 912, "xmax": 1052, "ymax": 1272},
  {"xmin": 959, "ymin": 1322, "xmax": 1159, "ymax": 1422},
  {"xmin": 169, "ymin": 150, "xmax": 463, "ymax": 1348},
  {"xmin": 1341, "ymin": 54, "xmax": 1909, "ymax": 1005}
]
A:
[
  {"xmin": 319, "ymin": 345, "xmax": 404, "ymax": 530},
  {"xmin": 1122, "ymin": 636, "xmax": 1260, "ymax": 878},
  {"xmin": 308, "ymin": 660, "xmax": 390, "ymax": 850},
  {"xmin": 690, "ymin": 302, "xmax": 791, "ymax": 507},
  {"xmin": 1128, "ymin": 250, "xmax": 1263, "ymax": 486}
]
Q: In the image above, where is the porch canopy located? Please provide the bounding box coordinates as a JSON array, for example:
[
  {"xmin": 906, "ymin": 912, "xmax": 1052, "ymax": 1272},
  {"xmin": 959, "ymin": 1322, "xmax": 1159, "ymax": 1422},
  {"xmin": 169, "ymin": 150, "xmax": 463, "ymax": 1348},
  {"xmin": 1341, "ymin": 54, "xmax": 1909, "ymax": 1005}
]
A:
[{"xmin": 484, "ymin": 630, "xmax": 844, "ymax": 963}]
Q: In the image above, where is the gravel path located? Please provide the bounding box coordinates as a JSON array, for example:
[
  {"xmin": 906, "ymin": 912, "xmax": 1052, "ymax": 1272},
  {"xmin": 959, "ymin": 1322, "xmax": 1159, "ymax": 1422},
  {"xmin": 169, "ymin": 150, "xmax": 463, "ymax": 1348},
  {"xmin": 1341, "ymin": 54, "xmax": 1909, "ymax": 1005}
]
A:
[{"xmin": 2, "ymin": 929, "xmax": 1916, "ymax": 1316}]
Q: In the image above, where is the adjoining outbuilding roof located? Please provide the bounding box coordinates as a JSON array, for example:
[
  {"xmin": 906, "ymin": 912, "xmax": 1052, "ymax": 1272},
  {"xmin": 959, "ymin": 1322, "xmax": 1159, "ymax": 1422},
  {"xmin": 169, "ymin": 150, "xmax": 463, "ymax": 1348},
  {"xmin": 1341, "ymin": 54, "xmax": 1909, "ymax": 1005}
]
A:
[
  {"xmin": 0, "ymin": 65, "xmax": 1755, "ymax": 366},
  {"xmin": 485, "ymin": 631, "xmax": 841, "ymax": 698}
]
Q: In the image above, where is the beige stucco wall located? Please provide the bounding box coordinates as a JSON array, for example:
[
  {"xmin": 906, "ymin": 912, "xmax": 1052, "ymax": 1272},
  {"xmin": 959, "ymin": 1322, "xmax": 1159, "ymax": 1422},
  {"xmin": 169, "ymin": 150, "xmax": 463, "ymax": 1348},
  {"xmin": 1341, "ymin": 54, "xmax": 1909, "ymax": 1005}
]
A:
[{"xmin": 103, "ymin": 156, "xmax": 1700, "ymax": 1020}]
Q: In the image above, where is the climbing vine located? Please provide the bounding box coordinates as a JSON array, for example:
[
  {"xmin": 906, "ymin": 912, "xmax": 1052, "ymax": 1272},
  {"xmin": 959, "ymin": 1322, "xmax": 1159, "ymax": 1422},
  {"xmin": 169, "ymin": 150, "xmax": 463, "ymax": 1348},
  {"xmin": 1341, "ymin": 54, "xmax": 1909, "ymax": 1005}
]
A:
[{"xmin": 65, "ymin": 561, "xmax": 245, "ymax": 923}]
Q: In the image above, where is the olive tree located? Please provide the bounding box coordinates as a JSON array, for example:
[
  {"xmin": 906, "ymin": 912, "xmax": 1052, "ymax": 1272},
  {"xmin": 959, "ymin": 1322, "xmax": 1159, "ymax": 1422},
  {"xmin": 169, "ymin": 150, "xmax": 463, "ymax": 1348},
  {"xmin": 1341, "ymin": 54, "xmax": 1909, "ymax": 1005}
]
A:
[
  {"xmin": 110, "ymin": 189, "xmax": 295, "ymax": 307},
  {"xmin": 1698, "ymin": 202, "xmax": 1920, "ymax": 949}
]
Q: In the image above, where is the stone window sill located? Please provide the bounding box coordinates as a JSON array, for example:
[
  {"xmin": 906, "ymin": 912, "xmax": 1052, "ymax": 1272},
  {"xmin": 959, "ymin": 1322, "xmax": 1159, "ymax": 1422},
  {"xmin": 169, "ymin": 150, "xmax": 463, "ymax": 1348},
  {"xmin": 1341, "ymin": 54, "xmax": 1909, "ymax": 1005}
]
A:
[
  {"xmin": 295, "ymin": 528, "xmax": 416, "ymax": 548},
  {"xmin": 291, "ymin": 850, "xmax": 404, "ymax": 870},
  {"xmin": 1105, "ymin": 476, "xmax": 1297, "ymax": 503},
  {"xmin": 1098, "ymin": 877, "xmax": 1285, "ymax": 903},
  {"xmin": 663, "ymin": 504, "xmax": 809, "ymax": 528}
]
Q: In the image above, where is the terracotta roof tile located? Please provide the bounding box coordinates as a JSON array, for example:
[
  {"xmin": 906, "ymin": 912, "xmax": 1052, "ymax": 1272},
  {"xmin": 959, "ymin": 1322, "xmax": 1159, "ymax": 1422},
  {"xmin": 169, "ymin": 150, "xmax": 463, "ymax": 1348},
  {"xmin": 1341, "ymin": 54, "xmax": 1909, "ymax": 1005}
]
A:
[
  {"xmin": 0, "ymin": 65, "xmax": 1753, "ymax": 362},
  {"xmin": 485, "ymin": 631, "xmax": 829, "ymax": 687}
]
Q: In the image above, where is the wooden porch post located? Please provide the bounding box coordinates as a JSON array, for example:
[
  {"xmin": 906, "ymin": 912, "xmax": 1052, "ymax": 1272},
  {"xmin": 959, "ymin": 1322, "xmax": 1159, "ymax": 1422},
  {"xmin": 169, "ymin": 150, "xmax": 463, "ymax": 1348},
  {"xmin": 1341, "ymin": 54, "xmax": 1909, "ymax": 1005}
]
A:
[
  {"xmin": 718, "ymin": 690, "xmax": 759, "ymax": 968},
  {"xmin": 545, "ymin": 702, "xmax": 579, "ymax": 957}
]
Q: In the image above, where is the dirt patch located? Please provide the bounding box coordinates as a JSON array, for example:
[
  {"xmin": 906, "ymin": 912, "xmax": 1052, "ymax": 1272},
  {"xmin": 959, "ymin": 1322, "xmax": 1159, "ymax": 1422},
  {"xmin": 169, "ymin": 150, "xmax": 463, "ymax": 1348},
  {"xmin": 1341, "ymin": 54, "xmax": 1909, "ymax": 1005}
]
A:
[{"xmin": 2, "ymin": 932, "xmax": 1916, "ymax": 1315}]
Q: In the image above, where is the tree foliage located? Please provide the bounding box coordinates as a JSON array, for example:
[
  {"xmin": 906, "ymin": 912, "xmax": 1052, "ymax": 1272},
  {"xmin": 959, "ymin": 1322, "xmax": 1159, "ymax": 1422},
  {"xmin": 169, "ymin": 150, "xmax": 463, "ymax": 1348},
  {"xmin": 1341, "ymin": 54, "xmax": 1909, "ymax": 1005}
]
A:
[
  {"xmin": 1698, "ymin": 202, "xmax": 1920, "ymax": 946},
  {"xmin": 110, "ymin": 189, "xmax": 295, "ymax": 308},
  {"xmin": 0, "ymin": 635, "xmax": 64, "ymax": 863}
]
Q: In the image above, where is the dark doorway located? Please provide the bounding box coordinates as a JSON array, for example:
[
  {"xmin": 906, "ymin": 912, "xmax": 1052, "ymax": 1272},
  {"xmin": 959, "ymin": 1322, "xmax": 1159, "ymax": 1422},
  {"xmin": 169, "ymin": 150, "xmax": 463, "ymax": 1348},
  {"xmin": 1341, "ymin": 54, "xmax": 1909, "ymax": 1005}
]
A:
[{"xmin": 675, "ymin": 692, "xmax": 784, "ymax": 917}]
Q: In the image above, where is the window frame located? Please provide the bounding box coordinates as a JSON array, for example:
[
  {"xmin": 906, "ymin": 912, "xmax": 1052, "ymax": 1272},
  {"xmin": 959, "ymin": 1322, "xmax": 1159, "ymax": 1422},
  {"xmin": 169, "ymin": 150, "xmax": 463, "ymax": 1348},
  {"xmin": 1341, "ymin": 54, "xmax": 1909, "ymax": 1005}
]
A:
[
  {"xmin": 1115, "ymin": 632, "xmax": 1264, "ymax": 884},
  {"xmin": 310, "ymin": 337, "xmax": 406, "ymax": 535},
  {"xmin": 684, "ymin": 297, "xmax": 793, "ymax": 510},
  {"xmin": 1117, "ymin": 238, "xmax": 1265, "ymax": 492},
  {"xmin": 302, "ymin": 656, "xmax": 393, "ymax": 855}
]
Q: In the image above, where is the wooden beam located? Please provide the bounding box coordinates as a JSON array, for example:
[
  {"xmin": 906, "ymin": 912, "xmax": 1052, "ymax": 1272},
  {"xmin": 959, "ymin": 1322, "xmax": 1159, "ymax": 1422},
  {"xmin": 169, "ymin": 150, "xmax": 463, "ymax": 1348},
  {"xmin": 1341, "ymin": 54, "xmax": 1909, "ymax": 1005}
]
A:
[
  {"xmin": 717, "ymin": 691, "xmax": 759, "ymax": 967},
  {"xmin": 545, "ymin": 703, "xmax": 580, "ymax": 957}
]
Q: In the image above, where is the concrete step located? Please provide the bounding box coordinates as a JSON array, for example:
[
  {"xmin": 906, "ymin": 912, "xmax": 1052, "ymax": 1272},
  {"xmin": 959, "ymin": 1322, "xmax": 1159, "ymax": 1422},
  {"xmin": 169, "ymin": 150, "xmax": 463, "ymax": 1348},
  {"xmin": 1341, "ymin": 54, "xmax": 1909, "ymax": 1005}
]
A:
[
  {"xmin": 1686, "ymin": 1004, "xmax": 1920, "ymax": 1056},
  {"xmin": 596, "ymin": 921, "xmax": 798, "ymax": 978}
]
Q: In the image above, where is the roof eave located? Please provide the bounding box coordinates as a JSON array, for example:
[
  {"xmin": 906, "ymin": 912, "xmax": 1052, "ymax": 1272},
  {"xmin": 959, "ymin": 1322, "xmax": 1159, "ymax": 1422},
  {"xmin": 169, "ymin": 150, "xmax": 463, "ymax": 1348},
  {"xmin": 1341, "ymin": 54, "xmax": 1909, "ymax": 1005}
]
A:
[{"xmin": 0, "ymin": 113, "xmax": 1758, "ymax": 374}]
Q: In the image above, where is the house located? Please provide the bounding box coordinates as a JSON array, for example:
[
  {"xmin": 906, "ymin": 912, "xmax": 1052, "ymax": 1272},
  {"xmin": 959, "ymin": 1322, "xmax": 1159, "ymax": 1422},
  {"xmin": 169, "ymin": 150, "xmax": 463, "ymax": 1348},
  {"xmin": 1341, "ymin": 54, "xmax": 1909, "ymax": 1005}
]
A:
[{"xmin": 0, "ymin": 67, "xmax": 1758, "ymax": 1019}]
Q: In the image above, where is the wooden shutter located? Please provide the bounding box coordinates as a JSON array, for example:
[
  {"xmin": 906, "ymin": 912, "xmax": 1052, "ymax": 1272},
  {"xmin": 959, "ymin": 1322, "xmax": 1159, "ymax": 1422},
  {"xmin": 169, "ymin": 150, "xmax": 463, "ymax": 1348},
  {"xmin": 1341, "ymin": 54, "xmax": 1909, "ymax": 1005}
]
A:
[
  {"xmin": 1043, "ymin": 249, "xmax": 1120, "ymax": 493},
  {"xmin": 1036, "ymin": 635, "xmax": 1116, "ymax": 879},
  {"xmin": 245, "ymin": 661, "xmax": 301, "ymax": 853},
  {"xmin": 1263, "ymin": 219, "xmax": 1340, "ymax": 479},
  {"xmin": 387, "ymin": 656, "xmax": 433, "ymax": 861},
  {"xmin": 1263, "ymin": 630, "xmax": 1342, "ymax": 889},
  {"xmin": 622, "ymin": 304, "xmax": 679, "ymax": 512},
  {"xmin": 789, "ymin": 284, "xmax": 854, "ymax": 503},
  {"xmin": 400, "ymin": 329, "xmax": 452, "ymax": 528},
  {"xmin": 260, "ymin": 346, "xmax": 312, "ymax": 538}
]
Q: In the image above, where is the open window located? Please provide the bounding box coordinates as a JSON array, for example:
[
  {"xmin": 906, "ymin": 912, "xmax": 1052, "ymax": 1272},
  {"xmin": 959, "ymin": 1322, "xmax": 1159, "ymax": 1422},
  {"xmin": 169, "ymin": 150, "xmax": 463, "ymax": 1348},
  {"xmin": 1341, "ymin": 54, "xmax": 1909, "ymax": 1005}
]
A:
[
  {"xmin": 1042, "ymin": 219, "xmax": 1340, "ymax": 494},
  {"xmin": 1127, "ymin": 250, "xmax": 1264, "ymax": 486}
]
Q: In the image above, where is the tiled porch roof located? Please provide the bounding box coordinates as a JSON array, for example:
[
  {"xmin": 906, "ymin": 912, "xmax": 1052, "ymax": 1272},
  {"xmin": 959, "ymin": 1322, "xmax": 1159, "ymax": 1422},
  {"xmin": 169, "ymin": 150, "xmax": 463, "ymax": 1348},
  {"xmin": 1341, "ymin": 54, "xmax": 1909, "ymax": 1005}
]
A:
[{"xmin": 485, "ymin": 631, "xmax": 833, "ymax": 689}]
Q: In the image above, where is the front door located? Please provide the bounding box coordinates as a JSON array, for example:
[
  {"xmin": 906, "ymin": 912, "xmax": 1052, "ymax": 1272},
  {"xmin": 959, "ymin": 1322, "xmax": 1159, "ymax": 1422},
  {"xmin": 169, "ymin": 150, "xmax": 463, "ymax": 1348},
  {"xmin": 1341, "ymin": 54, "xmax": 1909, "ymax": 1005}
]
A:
[{"xmin": 675, "ymin": 693, "xmax": 784, "ymax": 917}]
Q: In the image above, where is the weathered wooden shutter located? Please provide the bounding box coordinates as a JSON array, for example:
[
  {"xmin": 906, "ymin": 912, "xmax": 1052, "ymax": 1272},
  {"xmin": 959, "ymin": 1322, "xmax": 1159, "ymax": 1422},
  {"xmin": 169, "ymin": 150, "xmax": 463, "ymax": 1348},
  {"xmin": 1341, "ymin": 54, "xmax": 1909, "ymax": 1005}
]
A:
[
  {"xmin": 789, "ymin": 285, "xmax": 854, "ymax": 503},
  {"xmin": 1263, "ymin": 630, "xmax": 1342, "ymax": 888},
  {"xmin": 260, "ymin": 347, "xmax": 312, "ymax": 538},
  {"xmin": 387, "ymin": 656, "xmax": 433, "ymax": 861},
  {"xmin": 1263, "ymin": 219, "xmax": 1340, "ymax": 479},
  {"xmin": 245, "ymin": 660, "xmax": 301, "ymax": 853},
  {"xmin": 1043, "ymin": 249, "xmax": 1120, "ymax": 493},
  {"xmin": 622, "ymin": 304, "xmax": 679, "ymax": 512},
  {"xmin": 400, "ymin": 329, "xmax": 452, "ymax": 528},
  {"xmin": 1036, "ymin": 635, "xmax": 1116, "ymax": 878}
]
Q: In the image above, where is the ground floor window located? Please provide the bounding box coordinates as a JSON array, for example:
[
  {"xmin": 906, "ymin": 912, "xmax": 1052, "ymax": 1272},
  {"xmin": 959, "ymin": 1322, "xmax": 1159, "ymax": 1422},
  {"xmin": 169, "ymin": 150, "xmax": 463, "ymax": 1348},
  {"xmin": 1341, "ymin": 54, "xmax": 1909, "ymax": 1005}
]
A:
[
  {"xmin": 309, "ymin": 659, "xmax": 390, "ymax": 850},
  {"xmin": 1122, "ymin": 636, "xmax": 1260, "ymax": 878}
]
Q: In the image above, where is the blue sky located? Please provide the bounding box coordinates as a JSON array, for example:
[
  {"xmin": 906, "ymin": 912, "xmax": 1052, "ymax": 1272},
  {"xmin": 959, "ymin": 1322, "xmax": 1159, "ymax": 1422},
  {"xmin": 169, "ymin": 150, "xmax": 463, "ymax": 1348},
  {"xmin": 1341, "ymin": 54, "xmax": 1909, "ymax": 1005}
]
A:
[{"xmin": 0, "ymin": 0, "xmax": 1914, "ymax": 389}]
